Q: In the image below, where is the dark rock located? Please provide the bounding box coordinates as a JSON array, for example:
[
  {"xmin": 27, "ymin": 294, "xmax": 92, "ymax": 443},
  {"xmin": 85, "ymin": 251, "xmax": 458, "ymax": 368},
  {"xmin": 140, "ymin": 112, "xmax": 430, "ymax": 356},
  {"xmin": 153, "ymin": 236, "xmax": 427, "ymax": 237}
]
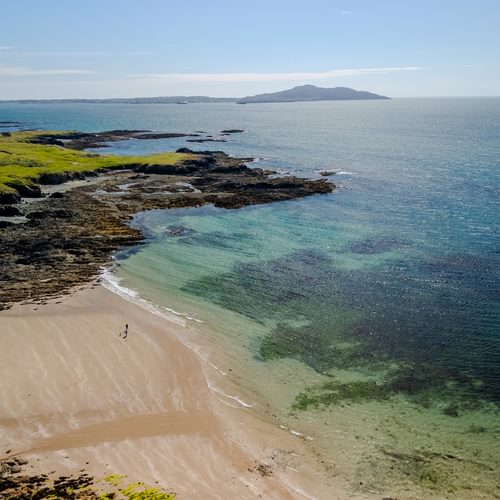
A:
[
  {"xmin": 134, "ymin": 132, "xmax": 199, "ymax": 139},
  {"xmin": 0, "ymin": 121, "xmax": 22, "ymax": 127},
  {"xmin": 0, "ymin": 191, "xmax": 21, "ymax": 204},
  {"xmin": 12, "ymin": 183, "xmax": 42, "ymax": 198},
  {"xmin": 0, "ymin": 205, "xmax": 21, "ymax": 216},
  {"xmin": 26, "ymin": 209, "xmax": 74, "ymax": 220},
  {"xmin": 186, "ymin": 138, "xmax": 227, "ymax": 143},
  {"xmin": 49, "ymin": 192, "xmax": 64, "ymax": 198},
  {"xmin": 134, "ymin": 163, "xmax": 191, "ymax": 175},
  {"xmin": 39, "ymin": 172, "xmax": 80, "ymax": 185},
  {"xmin": 25, "ymin": 128, "xmax": 197, "ymax": 150},
  {"xmin": 318, "ymin": 170, "xmax": 336, "ymax": 176},
  {"xmin": 221, "ymin": 129, "xmax": 244, "ymax": 133},
  {"xmin": 165, "ymin": 225, "xmax": 192, "ymax": 237},
  {"xmin": 26, "ymin": 211, "xmax": 47, "ymax": 220}
]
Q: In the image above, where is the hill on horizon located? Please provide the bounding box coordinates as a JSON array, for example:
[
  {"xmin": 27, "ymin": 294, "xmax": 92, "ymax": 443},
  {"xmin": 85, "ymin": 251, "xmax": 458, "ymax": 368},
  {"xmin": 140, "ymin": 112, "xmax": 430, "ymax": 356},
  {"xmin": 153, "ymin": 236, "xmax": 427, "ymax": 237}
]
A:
[
  {"xmin": 0, "ymin": 85, "xmax": 389, "ymax": 104},
  {"xmin": 237, "ymin": 85, "xmax": 389, "ymax": 104}
]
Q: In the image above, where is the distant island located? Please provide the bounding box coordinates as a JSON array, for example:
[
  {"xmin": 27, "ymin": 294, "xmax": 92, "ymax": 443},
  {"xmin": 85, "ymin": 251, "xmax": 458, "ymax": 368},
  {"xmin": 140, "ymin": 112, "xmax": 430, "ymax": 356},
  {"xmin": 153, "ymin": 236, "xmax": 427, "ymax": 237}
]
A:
[
  {"xmin": 237, "ymin": 85, "xmax": 389, "ymax": 104},
  {"xmin": 0, "ymin": 85, "xmax": 389, "ymax": 105},
  {"xmin": 0, "ymin": 96, "xmax": 236, "ymax": 104}
]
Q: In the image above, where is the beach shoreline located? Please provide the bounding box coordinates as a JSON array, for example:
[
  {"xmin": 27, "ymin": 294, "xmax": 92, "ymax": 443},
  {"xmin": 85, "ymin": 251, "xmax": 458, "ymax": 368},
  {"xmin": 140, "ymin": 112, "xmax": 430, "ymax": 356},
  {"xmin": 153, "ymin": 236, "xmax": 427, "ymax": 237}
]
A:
[{"xmin": 0, "ymin": 282, "xmax": 349, "ymax": 499}]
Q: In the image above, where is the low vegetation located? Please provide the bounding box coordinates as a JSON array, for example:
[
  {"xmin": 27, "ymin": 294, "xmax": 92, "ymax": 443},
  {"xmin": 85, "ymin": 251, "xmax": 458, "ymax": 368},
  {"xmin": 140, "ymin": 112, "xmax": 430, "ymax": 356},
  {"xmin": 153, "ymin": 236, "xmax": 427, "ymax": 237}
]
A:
[
  {"xmin": 0, "ymin": 459, "xmax": 176, "ymax": 499},
  {"xmin": 0, "ymin": 130, "xmax": 191, "ymax": 200}
]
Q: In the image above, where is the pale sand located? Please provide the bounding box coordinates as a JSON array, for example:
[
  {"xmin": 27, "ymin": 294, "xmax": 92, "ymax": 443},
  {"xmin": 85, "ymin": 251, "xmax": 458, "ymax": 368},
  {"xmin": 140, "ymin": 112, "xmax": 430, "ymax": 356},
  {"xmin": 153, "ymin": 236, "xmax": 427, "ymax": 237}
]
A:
[{"xmin": 0, "ymin": 285, "xmax": 352, "ymax": 499}]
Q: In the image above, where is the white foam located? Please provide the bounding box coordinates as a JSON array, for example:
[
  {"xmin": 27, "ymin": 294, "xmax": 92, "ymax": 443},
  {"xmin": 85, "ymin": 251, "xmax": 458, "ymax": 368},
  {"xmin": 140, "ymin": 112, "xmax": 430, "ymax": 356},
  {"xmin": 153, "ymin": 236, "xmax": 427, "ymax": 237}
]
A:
[
  {"xmin": 100, "ymin": 269, "xmax": 204, "ymax": 327},
  {"xmin": 206, "ymin": 378, "xmax": 253, "ymax": 408},
  {"xmin": 315, "ymin": 169, "xmax": 355, "ymax": 176},
  {"xmin": 101, "ymin": 270, "xmax": 139, "ymax": 299},
  {"xmin": 251, "ymin": 156, "xmax": 270, "ymax": 164},
  {"xmin": 279, "ymin": 425, "xmax": 314, "ymax": 442}
]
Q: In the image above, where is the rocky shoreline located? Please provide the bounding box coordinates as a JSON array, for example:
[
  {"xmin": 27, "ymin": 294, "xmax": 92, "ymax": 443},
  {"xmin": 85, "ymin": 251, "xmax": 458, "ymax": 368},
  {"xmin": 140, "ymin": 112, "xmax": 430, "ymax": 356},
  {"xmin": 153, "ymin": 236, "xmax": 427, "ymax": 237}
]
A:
[
  {"xmin": 0, "ymin": 133, "xmax": 334, "ymax": 310},
  {"xmin": 0, "ymin": 456, "xmax": 176, "ymax": 499}
]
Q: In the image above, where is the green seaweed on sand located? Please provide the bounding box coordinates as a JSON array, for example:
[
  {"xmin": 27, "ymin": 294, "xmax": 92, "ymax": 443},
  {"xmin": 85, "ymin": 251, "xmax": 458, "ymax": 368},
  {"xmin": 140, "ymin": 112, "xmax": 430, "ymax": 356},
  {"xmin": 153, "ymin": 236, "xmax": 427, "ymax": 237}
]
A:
[
  {"xmin": 291, "ymin": 362, "xmax": 496, "ymax": 413},
  {"xmin": 119, "ymin": 483, "xmax": 176, "ymax": 500},
  {"xmin": 104, "ymin": 474, "xmax": 127, "ymax": 487},
  {"xmin": 0, "ymin": 458, "xmax": 176, "ymax": 500},
  {"xmin": 292, "ymin": 379, "xmax": 392, "ymax": 411}
]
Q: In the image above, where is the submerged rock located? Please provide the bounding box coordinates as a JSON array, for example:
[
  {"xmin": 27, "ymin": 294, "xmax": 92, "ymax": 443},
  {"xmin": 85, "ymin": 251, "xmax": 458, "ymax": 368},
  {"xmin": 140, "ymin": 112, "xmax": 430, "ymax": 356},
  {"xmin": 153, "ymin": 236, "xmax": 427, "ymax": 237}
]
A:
[
  {"xmin": 349, "ymin": 238, "xmax": 407, "ymax": 255},
  {"xmin": 165, "ymin": 225, "xmax": 192, "ymax": 237}
]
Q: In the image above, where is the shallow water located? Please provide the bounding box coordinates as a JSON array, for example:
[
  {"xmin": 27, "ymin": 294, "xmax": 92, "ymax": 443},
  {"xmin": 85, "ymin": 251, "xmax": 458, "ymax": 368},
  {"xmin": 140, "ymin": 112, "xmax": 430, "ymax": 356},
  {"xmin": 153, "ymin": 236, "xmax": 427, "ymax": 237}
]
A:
[{"xmin": 2, "ymin": 98, "xmax": 500, "ymax": 496}]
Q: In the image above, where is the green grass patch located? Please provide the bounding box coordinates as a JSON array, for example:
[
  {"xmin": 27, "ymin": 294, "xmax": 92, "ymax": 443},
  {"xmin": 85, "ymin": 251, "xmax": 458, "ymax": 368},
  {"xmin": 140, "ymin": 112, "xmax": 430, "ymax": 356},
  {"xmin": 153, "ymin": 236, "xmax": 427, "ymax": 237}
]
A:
[
  {"xmin": 0, "ymin": 130, "xmax": 193, "ymax": 199},
  {"xmin": 120, "ymin": 483, "xmax": 176, "ymax": 500}
]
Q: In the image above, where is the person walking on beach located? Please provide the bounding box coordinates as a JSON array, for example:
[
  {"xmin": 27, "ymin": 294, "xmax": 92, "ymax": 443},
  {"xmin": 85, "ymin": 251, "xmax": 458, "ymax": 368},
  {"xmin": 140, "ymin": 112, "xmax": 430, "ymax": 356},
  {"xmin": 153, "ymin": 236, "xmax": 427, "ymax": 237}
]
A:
[{"xmin": 120, "ymin": 323, "xmax": 128, "ymax": 339}]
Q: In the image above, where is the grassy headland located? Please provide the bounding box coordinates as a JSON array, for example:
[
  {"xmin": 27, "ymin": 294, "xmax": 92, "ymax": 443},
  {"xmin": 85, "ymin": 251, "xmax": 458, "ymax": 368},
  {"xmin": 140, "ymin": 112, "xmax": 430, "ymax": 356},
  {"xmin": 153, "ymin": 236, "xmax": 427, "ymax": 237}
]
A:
[{"xmin": 0, "ymin": 130, "xmax": 191, "ymax": 201}]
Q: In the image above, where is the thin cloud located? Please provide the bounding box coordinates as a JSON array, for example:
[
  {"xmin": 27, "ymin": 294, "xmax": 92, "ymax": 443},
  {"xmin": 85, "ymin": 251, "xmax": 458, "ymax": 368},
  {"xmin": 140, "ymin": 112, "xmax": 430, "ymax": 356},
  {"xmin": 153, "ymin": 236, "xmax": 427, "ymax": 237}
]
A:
[
  {"xmin": 0, "ymin": 66, "xmax": 97, "ymax": 76},
  {"xmin": 11, "ymin": 50, "xmax": 162, "ymax": 57},
  {"xmin": 131, "ymin": 67, "xmax": 421, "ymax": 83},
  {"xmin": 125, "ymin": 50, "xmax": 159, "ymax": 56},
  {"xmin": 341, "ymin": 11, "xmax": 352, "ymax": 16},
  {"xmin": 13, "ymin": 51, "xmax": 110, "ymax": 57},
  {"xmin": 0, "ymin": 46, "xmax": 14, "ymax": 51}
]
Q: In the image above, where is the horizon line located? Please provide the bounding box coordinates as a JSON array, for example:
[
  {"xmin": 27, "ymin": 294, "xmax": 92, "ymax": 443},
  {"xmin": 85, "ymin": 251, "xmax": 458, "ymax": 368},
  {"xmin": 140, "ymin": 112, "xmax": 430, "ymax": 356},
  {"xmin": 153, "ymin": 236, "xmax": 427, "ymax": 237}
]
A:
[{"xmin": 1, "ymin": 95, "xmax": 500, "ymax": 102}]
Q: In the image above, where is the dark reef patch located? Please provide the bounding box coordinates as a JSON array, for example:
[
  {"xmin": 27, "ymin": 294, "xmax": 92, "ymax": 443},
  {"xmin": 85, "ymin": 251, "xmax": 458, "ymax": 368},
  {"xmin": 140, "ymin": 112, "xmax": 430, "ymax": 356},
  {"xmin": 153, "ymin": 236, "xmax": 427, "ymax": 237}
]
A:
[
  {"xmin": 348, "ymin": 237, "xmax": 408, "ymax": 255},
  {"xmin": 178, "ymin": 230, "xmax": 248, "ymax": 250},
  {"xmin": 182, "ymin": 247, "xmax": 500, "ymax": 409}
]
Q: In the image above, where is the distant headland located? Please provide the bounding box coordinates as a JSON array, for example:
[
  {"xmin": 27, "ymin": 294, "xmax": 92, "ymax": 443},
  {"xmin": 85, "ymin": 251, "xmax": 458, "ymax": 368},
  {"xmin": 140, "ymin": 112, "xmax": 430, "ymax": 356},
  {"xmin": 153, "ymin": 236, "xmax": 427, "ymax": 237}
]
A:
[
  {"xmin": 237, "ymin": 85, "xmax": 389, "ymax": 103},
  {"xmin": 0, "ymin": 85, "xmax": 389, "ymax": 104}
]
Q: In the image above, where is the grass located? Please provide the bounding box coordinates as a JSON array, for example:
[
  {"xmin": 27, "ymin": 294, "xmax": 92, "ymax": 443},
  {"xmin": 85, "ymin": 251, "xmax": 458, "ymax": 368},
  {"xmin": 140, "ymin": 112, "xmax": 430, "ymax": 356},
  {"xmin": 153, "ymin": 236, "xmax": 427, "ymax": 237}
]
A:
[
  {"xmin": 100, "ymin": 475, "xmax": 176, "ymax": 499},
  {"xmin": 0, "ymin": 130, "xmax": 193, "ymax": 198}
]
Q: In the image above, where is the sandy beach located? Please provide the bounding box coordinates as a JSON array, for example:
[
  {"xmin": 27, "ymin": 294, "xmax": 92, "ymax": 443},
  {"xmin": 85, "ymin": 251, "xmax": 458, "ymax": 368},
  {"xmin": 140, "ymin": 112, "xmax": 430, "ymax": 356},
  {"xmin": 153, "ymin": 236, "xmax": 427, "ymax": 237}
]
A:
[{"xmin": 0, "ymin": 283, "xmax": 351, "ymax": 499}]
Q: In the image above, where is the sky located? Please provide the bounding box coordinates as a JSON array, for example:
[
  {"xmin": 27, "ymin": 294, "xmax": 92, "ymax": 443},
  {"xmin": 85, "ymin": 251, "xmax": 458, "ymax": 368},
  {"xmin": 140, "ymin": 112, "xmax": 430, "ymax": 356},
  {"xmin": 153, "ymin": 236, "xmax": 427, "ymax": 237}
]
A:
[{"xmin": 1, "ymin": 0, "xmax": 499, "ymax": 99}]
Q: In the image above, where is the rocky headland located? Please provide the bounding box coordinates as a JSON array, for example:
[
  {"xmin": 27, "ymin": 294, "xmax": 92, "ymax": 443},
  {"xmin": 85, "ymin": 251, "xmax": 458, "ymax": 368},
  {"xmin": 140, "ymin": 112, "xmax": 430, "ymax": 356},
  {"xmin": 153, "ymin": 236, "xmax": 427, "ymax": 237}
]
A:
[{"xmin": 0, "ymin": 130, "xmax": 334, "ymax": 310}]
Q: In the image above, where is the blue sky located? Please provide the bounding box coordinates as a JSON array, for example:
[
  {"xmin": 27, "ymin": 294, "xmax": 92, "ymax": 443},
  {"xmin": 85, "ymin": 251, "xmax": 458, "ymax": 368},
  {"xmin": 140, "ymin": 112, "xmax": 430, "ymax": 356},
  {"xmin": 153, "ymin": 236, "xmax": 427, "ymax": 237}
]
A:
[{"xmin": 1, "ymin": 0, "xmax": 499, "ymax": 99}]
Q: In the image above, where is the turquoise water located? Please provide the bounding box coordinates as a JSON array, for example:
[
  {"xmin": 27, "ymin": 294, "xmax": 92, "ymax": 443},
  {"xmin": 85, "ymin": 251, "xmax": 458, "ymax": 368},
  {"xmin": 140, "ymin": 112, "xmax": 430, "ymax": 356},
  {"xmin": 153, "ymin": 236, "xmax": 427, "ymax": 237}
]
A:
[{"xmin": 2, "ymin": 99, "xmax": 500, "ymax": 495}]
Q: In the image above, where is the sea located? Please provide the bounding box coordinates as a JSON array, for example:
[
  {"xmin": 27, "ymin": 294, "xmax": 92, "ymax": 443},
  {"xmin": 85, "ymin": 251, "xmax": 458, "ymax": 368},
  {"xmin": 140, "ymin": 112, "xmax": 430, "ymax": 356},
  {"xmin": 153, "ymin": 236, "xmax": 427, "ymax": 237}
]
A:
[{"xmin": 2, "ymin": 98, "xmax": 499, "ymax": 496}]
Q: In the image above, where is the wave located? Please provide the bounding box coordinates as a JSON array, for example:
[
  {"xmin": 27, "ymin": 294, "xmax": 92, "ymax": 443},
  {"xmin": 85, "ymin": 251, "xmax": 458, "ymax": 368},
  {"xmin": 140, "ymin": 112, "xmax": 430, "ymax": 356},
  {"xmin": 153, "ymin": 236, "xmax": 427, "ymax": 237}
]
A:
[
  {"xmin": 100, "ymin": 268, "xmax": 195, "ymax": 327},
  {"xmin": 315, "ymin": 169, "xmax": 355, "ymax": 176},
  {"xmin": 206, "ymin": 378, "xmax": 253, "ymax": 408},
  {"xmin": 250, "ymin": 156, "xmax": 271, "ymax": 164}
]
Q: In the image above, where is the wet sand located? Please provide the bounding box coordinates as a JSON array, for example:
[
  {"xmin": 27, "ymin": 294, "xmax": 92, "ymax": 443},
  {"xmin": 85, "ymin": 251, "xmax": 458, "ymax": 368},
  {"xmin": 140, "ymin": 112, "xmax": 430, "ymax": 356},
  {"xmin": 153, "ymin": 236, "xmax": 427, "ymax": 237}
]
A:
[{"xmin": 0, "ymin": 284, "xmax": 351, "ymax": 499}]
